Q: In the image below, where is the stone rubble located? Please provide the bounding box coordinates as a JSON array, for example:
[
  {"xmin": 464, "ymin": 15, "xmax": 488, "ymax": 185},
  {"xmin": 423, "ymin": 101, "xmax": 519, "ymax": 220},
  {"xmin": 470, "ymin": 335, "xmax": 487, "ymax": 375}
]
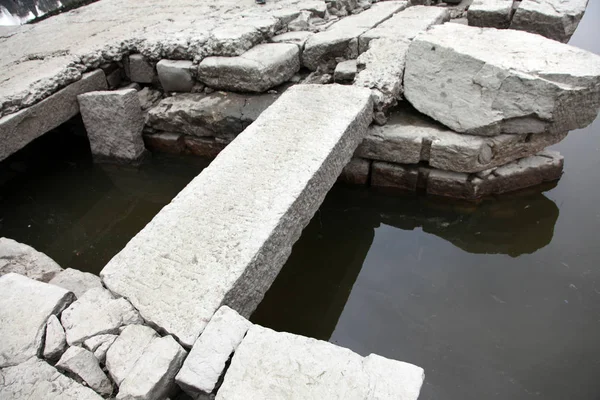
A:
[
  {"xmin": 0, "ymin": 273, "xmax": 74, "ymax": 368},
  {"xmin": 0, "ymin": 237, "xmax": 63, "ymax": 282},
  {"xmin": 49, "ymin": 268, "xmax": 104, "ymax": 299},
  {"xmin": 56, "ymin": 346, "xmax": 113, "ymax": 396},
  {"xmin": 43, "ymin": 315, "xmax": 68, "ymax": 362}
]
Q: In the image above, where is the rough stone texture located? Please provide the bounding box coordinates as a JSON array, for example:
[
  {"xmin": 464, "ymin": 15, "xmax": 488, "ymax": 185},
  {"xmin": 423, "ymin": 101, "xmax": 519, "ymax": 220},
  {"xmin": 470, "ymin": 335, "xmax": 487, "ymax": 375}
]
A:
[
  {"xmin": 0, "ymin": 357, "xmax": 103, "ymax": 400},
  {"xmin": 146, "ymin": 90, "xmax": 284, "ymax": 140},
  {"xmin": 116, "ymin": 336, "xmax": 187, "ymax": 400},
  {"xmin": 198, "ymin": 43, "xmax": 300, "ymax": 92},
  {"xmin": 101, "ymin": 84, "xmax": 373, "ymax": 347},
  {"xmin": 84, "ymin": 334, "xmax": 119, "ymax": 364},
  {"xmin": 49, "ymin": 268, "xmax": 103, "ymax": 299},
  {"xmin": 176, "ymin": 306, "xmax": 252, "ymax": 398},
  {"xmin": 271, "ymin": 31, "xmax": 314, "ymax": 47},
  {"xmin": 60, "ymin": 287, "xmax": 143, "ymax": 346},
  {"xmin": 78, "ymin": 89, "xmax": 146, "ymax": 162},
  {"xmin": 126, "ymin": 54, "xmax": 156, "ymax": 84},
  {"xmin": 339, "ymin": 157, "xmax": 371, "ymax": 185},
  {"xmin": 56, "ymin": 346, "xmax": 113, "ymax": 396},
  {"xmin": 371, "ymin": 151, "xmax": 564, "ymax": 199},
  {"xmin": 334, "ymin": 59, "xmax": 357, "ymax": 82},
  {"xmin": 0, "ymin": 237, "xmax": 63, "ymax": 282},
  {"xmin": 302, "ymin": 1, "xmax": 408, "ymax": 70},
  {"xmin": 105, "ymin": 324, "xmax": 159, "ymax": 386},
  {"xmin": 404, "ymin": 24, "xmax": 600, "ymax": 136},
  {"xmin": 467, "ymin": 0, "xmax": 513, "ymax": 28},
  {"xmin": 511, "ymin": 0, "xmax": 588, "ymax": 43},
  {"xmin": 357, "ymin": 106, "xmax": 568, "ymax": 173},
  {"xmin": 217, "ymin": 325, "xmax": 425, "ymax": 399},
  {"xmin": 0, "ymin": 70, "xmax": 107, "ymax": 162},
  {"xmin": 157, "ymin": 60, "xmax": 195, "ymax": 92},
  {"xmin": 0, "ymin": 273, "xmax": 74, "ymax": 368},
  {"xmin": 43, "ymin": 315, "xmax": 68, "ymax": 362}
]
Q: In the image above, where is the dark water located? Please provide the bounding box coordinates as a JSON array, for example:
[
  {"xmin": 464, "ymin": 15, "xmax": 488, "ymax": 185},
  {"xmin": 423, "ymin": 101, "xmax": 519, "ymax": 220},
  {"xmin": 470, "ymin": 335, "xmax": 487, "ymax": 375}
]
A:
[
  {"xmin": 252, "ymin": 4, "xmax": 600, "ymax": 400},
  {"xmin": 0, "ymin": 0, "xmax": 89, "ymax": 25}
]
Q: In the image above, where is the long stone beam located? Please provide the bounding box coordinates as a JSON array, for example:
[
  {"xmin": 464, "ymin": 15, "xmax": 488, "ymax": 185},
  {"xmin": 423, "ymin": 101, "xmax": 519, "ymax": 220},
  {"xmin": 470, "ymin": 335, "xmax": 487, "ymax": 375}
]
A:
[{"xmin": 101, "ymin": 84, "xmax": 373, "ymax": 347}]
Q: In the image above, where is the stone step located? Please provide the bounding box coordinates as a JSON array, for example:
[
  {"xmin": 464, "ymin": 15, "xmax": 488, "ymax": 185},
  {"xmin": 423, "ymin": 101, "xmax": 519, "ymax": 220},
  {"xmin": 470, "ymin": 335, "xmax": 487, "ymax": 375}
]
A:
[{"xmin": 100, "ymin": 84, "xmax": 373, "ymax": 348}]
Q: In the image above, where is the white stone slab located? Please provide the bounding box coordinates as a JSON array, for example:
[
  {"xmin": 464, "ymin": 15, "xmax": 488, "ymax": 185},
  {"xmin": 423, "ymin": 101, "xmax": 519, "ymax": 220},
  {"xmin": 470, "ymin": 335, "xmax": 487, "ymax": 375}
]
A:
[
  {"xmin": 101, "ymin": 84, "xmax": 373, "ymax": 347},
  {"xmin": 43, "ymin": 315, "xmax": 68, "ymax": 362},
  {"xmin": 84, "ymin": 334, "xmax": 118, "ymax": 363},
  {"xmin": 467, "ymin": 0, "xmax": 513, "ymax": 28},
  {"xmin": 56, "ymin": 346, "xmax": 113, "ymax": 396},
  {"xmin": 0, "ymin": 273, "xmax": 74, "ymax": 368},
  {"xmin": 49, "ymin": 268, "xmax": 103, "ymax": 299},
  {"xmin": 0, "ymin": 237, "xmax": 63, "ymax": 282},
  {"xmin": 511, "ymin": 0, "xmax": 588, "ymax": 43}
]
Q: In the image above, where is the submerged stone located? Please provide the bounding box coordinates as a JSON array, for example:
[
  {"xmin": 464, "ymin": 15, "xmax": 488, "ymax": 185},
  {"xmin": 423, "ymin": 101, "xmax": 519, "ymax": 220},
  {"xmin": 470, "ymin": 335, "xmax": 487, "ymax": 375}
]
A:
[{"xmin": 0, "ymin": 237, "xmax": 63, "ymax": 282}]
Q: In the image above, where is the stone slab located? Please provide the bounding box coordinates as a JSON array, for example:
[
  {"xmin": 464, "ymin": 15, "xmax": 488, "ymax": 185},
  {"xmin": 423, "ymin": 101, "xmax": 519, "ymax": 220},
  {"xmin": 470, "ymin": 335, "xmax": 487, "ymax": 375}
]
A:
[
  {"xmin": 56, "ymin": 346, "xmax": 113, "ymax": 396},
  {"xmin": 198, "ymin": 43, "xmax": 300, "ymax": 92},
  {"xmin": 216, "ymin": 325, "xmax": 424, "ymax": 399},
  {"xmin": 0, "ymin": 273, "xmax": 74, "ymax": 368},
  {"xmin": 176, "ymin": 306, "xmax": 252, "ymax": 398},
  {"xmin": 404, "ymin": 24, "xmax": 600, "ymax": 136},
  {"xmin": 157, "ymin": 60, "xmax": 195, "ymax": 92},
  {"xmin": 0, "ymin": 70, "xmax": 107, "ymax": 162},
  {"xmin": 100, "ymin": 84, "xmax": 373, "ymax": 347},
  {"xmin": 334, "ymin": 59, "xmax": 357, "ymax": 82},
  {"xmin": 126, "ymin": 54, "xmax": 156, "ymax": 84},
  {"xmin": 467, "ymin": 0, "xmax": 514, "ymax": 28},
  {"xmin": 511, "ymin": 0, "xmax": 588, "ymax": 43},
  {"xmin": 43, "ymin": 315, "xmax": 68, "ymax": 362},
  {"xmin": 0, "ymin": 237, "xmax": 63, "ymax": 282},
  {"xmin": 84, "ymin": 334, "xmax": 118, "ymax": 363},
  {"xmin": 49, "ymin": 268, "xmax": 103, "ymax": 299}
]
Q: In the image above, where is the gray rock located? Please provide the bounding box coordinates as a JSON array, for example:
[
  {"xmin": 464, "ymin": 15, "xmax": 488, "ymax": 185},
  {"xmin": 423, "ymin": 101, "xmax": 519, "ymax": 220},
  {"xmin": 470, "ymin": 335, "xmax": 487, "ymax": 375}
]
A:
[
  {"xmin": 334, "ymin": 60, "xmax": 357, "ymax": 82},
  {"xmin": 0, "ymin": 273, "xmax": 74, "ymax": 368},
  {"xmin": 116, "ymin": 336, "xmax": 187, "ymax": 400},
  {"xmin": 216, "ymin": 325, "xmax": 424, "ymax": 399},
  {"xmin": 0, "ymin": 357, "xmax": 103, "ymax": 400},
  {"xmin": 60, "ymin": 287, "xmax": 143, "ymax": 346},
  {"xmin": 157, "ymin": 60, "xmax": 195, "ymax": 92},
  {"xmin": 0, "ymin": 70, "xmax": 107, "ymax": 162},
  {"xmin": 43, "ymin": 315, "xmax": 68, "ymax": 362},
  {"xmin": 467, "ymin": 0, "xmax": 513, "ymax": 28},
  {"xmin": 339, "ymin": 157, "xmax": 371, "ymax": 185},
  {"xmin": 137, "ymin": 87, "xmax": 163, "ymax": 111},
  {"xmin": 49, "ymin": 268, "xmax": 103, "ymax": 299},
  {"xmin": 0, "ymin": 237, "xmax": 63, "ymax": 282},
  {"xmin": 100, "ymin": 84, "xmax": 373, "ymax": 347},
  {"xmin": 84, "ymin": 334, "xmax": 118, "ymax": 363},
  {"xmin": 78, "ymin": 89, "xmax": 146, "ymax": 163},
  {"xmin": 56, "ymin": 346, "xmax": 113, "ymax": 396},
  {"xmin": 126, "ymin": 54, "xmax": 156, "ymax": 84},
  {"xmin": 302, "ymin": 71, "xmax": 333, "ymax": 84},
  {"xmin": 176, "ymin": 306, "xmax": 252, "ymax": 398},
  {"xmin": 372, "ymin": 161, "xmax": 419, "ymax": 192},
  {"xmin": 302, "ymin": 1, "xmax": 408, "ymax": 70},
  {"xmin": 404, "ymin": 24, "xmax": 600, "ymax": 136},
  {"xmin": 271, "ymin": 31, "xmax": 313, "ymax": 48},
  {"xmin": 288, "ymin": 10, "xmax": 312, "ymax": 31},
  {"xmin": 198, "ymin": 43, "xmax": 300, "ymax": 92},
  {"xmin": 511, "ymin": 0, "xmax": 588, "ymax": 43},
  {"xmin": 357, "ymin": 106, "xmax": 568, "ymax": 173},
  {"xmin": 105, "ymin": 324, "xmax": 159, "ymax": 386}
]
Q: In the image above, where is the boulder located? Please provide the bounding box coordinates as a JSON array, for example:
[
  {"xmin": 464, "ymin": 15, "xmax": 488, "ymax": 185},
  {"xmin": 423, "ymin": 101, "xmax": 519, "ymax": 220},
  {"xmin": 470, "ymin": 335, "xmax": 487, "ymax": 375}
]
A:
[
  {"xmin": 404, "ymin": 24, "xmax": 600, "ymax": 136},
  {"xmin": 334, "ymin": 60, "xmax": 357, "ymax": 83},
  {"xmin": 49, "ymin": 268, "xmax": 103, "ymax": 299},
  {"xmin": 83, "ymin": 334, "xmax": 118, "ymax": 363},
  {"xmin": 56, "ymin": 346, "xmax": 113, "ymax": 396},
  {"xmin": 0, "ymin": 237, "xmax": 63, "ymax": 282},
  {"xmin": 157, "ymin": 60, "xmax": 195, "ymax": 92},
  {"xmin": 116, "ymin": 336, "xmax": 187, "ymax": 400},
  {"xmin": 0, "ymin": 273, "xmax": 74, "ymax": 367},
  {"xmin": 43, "ymin": 315, "xmax": 68, "ymax": 362},
  {"xmin": 197, "ymin": 43, "xmax": 300, "ymax": 92},
  {"xmin": 60, "ymin": 287, "xmax": 143, "ymax": 346},
  {"xmin": 78, "ymin": 89, "xmax": 146, "ymax": 163},
  {"xmin": 467, "ymin": 0, "xmax": 514, "ymax": 28},
  {"xmin": 511, "ymin": 0, "xmax": 588, "ymax": 43},
  {"xmin": 176, "ymin": 306, "xmax": 252, "ymax": 398},
  {"xmin": 126, "ymin": 54, "xmax": 156, "ymax": 84},
  {"xmin": 105, "ymin": 324, "xmax": 158, "ymax": 386},
  {"xmin": 0, "ymin": 357, "xmax": 103, "ymax": 400}
]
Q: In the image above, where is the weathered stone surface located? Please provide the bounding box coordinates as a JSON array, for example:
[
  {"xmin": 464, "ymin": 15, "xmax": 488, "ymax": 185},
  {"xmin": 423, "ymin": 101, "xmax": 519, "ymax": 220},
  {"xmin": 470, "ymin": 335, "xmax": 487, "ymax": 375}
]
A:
[
  {"xmin": 78, "ymin": 89, "xmax": 146, "ymax": 162},
  {"xmin": 146, "ymin": 90, "xmax": 283, "ymax": 139},
  {"xmin": 176, "ymin": 306, "xmax": 252, "ymax": 398},
  {"xmin": 157, "ymin": 60, "xmax": 195, "ymax": 92},
  {"xmin": 43, "ymin": 315, "xmax": 68, "ymax": 362},
  {"xmin": 372, "ymin": 161, "xmax": 419, "ymax": 191},
  {"xmin": 404, "ymin": 24, "xmax": 600, "ymax": 136},
  {"xmin": 117, "ymin": 336, "xmax": 187, "ymax": 400},
  {"xmin": 56, "ymin": 346, "xmax": 113, "ymax": 396},
  {"xmin": 105, "ymin": 324, "xmax": 159, "ymax": 386},
  {"xmin": 60, "ymin": 287, "xmax": 143, "ymax": 346},
  {"xmin": 302, "ymin": 1, "xmax": 408, "ymax": 70},
  {"xmin": 217, "ymin": 325, "xmax": 424, "ymax": 399},
  {"xmin": 511, "ymin": 0, "xmax": 588, "ymax": 43},
  {"xmin": 84, "ymin": 334, "xmax": 118, "ymax": 364},
  {"xmin": 198, "ymin": 43, "xmax": 300, "ymax": 92},
  {"xmin": 357, "ymin": 106, "xmax": 568, "ymax": 173},
  {"xmin": 339, "ymin": 157, "xmax": 371, "ymax": 185},
  {"xmin": 138, "ymin": 87, "xmax": 163, "ymax": 111},
  {"xmin": 0, "ymin": 273, "xmax": 74, "ymax": 368},
  {"xmin": 126, "ymin": 54, "xmax": 156, "ymax": 84},
  {"xmin": 334, "ymin": 59, "xmax": 357, "ymax": 82},
  {"xmin": 101, "ymin": 84, "xmax": 373, "ymax": 347},
  {"xmin": 467, "ymin": 0, "xmax": 513, "ymax": 28},
  {"xmin": 271, "ymin": 31, "xmax": 313, "ymax": 47},
  {"xmin": 0, "ymin": 237, "xmax": 63, "ymax": 282},
  {"xmin": 0, "ymin": 357, "xmax": 103, "ymax": 400},
  {"xmin": 49, "ymin": 268, "xmax": 103, "ymax": 299},
  {"xmin": 0, "ymin": 70, "xmax": 107, "ymax": 162}
]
